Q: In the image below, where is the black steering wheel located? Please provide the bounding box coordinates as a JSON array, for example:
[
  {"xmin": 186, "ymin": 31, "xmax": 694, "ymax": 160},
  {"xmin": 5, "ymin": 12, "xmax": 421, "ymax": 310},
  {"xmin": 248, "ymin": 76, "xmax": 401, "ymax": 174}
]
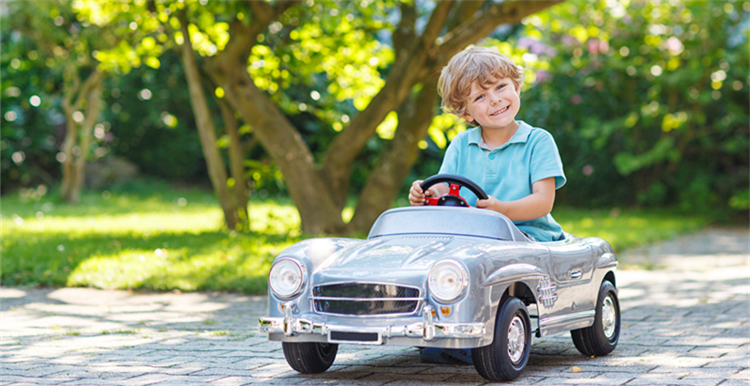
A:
[{"xmin": 420, "ymin": 174, "xmax": 488, "ymax": 207}]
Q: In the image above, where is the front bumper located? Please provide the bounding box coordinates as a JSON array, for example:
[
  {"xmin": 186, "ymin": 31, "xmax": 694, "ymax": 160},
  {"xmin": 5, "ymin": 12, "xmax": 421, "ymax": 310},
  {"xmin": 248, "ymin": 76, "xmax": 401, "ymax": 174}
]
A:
[{"xmin": 258, "ymin": 304, "xmax": 485, "ymax": 345}]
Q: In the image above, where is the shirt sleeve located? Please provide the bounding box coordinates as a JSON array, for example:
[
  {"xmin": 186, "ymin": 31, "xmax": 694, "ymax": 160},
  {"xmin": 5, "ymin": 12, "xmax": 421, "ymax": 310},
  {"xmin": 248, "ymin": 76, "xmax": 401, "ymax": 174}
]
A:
[{"xmin": 530, "ymin": 131, "xmax": 566, "ymax": 189}]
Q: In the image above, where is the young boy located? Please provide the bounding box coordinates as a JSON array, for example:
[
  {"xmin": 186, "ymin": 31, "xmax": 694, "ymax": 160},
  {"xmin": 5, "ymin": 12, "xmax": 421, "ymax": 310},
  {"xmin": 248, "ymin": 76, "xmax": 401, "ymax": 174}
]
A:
[{"xmin": 408, "ymin": 46, "xmax": 566, "ymax": 242}]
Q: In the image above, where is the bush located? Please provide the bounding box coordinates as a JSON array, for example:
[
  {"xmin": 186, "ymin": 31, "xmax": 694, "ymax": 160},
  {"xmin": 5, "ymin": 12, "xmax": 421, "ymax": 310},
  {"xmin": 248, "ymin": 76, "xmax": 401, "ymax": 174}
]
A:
[{"xmin": 515, "ymin": 0, "xmax": 748, "ymax": 216}]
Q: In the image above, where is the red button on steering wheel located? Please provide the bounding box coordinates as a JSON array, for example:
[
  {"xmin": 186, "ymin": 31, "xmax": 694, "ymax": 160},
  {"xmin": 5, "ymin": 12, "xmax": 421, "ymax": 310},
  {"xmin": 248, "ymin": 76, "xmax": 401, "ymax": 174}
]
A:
[{"xmin": 420, "ymin": 174, "xmax": 488, "ymax": 207}]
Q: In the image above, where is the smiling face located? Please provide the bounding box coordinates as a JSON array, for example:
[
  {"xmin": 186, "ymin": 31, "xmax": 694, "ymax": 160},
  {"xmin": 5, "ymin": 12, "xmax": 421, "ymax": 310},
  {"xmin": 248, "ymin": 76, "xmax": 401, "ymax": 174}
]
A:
[{"xmin": 461, "ymin": 77, "xmax": 521, "ymax": 132}]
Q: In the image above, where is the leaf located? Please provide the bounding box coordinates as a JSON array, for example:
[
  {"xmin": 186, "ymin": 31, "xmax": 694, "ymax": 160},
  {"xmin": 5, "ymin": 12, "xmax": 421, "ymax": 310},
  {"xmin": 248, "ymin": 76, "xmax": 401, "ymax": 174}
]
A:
[
  {"xmin": 613, "ymin": 137, "xmax": 677, "ymax": 176},
  {"xmin": 375, "ymin": 111, "xmax": 398, "ymax": 140}
]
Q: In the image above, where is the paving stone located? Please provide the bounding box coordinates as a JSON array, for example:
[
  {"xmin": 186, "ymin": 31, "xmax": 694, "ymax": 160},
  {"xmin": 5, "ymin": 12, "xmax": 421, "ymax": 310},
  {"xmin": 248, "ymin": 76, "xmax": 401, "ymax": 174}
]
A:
[
  {"xmin": 0, "ymin": 375, "xmax": 80, "ymax": 385},
  {"xmin": 247, "ymin": 363, "xmax": 299, "ymax": 378},
  {"xmin": 720, "ymin": 381, "xmax": 750, "ymax": 386},
  {"xmin": 357, "ymin": 372, "xmax": 455, "ymax": 383},
  {"xmin": 482, "ymin": 375, "xmax": 547, "ymax": 385},
  {"xmin": 208, "ymin": 376, "xmax": 263, "ymax": 386},
  {"xmin": 533, "ymin": 374, "xmax": 634, "ymax": 385},
  {"xmin": 623, "ymin": 373, "xmax": 726, "ymax": 386},
  {"xmin": 728, "ymin": 367, "xmax": 750, "ymax": 380},
  {"xmin": 189, "ymin": 368, "xmax": 259, "ymax": 377}
]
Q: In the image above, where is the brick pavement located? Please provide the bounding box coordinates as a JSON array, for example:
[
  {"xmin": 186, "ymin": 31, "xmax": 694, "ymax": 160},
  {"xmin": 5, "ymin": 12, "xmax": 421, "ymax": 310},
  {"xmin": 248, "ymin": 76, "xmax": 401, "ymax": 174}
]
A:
[{"xmin": 1, "ymin": 229, "xmax": 748, "ymax": 385}]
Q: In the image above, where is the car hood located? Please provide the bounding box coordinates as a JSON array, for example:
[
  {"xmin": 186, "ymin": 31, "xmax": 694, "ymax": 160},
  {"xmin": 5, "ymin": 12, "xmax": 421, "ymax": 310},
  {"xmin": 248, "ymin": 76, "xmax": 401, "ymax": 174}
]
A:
[{"xmin": 311, "ymin": 235, "xmax": 488, "ymax": 282}]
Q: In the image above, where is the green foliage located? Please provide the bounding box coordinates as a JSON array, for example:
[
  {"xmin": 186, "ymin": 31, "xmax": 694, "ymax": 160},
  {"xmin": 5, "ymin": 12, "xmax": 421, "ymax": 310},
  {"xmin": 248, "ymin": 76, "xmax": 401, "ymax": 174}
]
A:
[
  {"xmin": 1, "ymin": 0, "xmax": 169, "ymax": 192},
  {"xmin": 3, "ymin": 0, "xmax": 746, "ymax": 221},
  {"xmin": 2, "ymin": 2, "xmax": 69, "ymax": 192},
  {"xmin": 103, "ymin": 51, "xmax": 208, "ymax": 181},
  {"xmin": 1, "ymin": 181, "xmax": 709, "ymax": 293},
  {"xmin": 514, "ymin": 0, "xmax": 748, "ymax": 215}
]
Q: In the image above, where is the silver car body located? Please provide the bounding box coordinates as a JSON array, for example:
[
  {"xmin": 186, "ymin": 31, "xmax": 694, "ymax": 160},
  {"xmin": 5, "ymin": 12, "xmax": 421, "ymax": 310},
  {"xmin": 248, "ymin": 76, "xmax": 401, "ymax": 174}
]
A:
[{"xmin": 259, "ymin": 206, "xmax": 617, "ymax": 349}]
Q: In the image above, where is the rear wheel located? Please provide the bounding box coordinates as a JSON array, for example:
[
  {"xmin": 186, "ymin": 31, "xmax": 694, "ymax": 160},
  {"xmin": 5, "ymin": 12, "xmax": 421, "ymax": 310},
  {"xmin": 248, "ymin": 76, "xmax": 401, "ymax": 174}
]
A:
[
  {"xmin": 472, "ymin": 297, "xmax": 531, "ymax": 382},
  {"xmin": 282, "ymin": 342, "xmax": 338, "ymax": 373},
  {"xmin": 571, "ymin": 280, "xmax": 620, "ymax": 356}
]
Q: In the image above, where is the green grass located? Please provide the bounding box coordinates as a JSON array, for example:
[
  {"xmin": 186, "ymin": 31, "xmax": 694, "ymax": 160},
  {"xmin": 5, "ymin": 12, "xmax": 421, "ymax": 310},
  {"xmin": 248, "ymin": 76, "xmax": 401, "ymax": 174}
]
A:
[
  {"xmin": 553, "ymin": 207, "xmax": 708, "ymax": 252},
  {"xmin": 2, "ymin": 179, "xmax": 301, "ymax": 293},
  {"xmin": 1, "ymin": 179, "xmax": 709, "ymax": 293}
]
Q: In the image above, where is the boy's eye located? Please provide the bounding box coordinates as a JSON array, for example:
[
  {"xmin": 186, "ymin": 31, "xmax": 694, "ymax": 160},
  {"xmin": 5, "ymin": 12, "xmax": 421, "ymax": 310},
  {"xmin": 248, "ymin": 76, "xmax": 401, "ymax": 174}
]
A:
[
  {"xmin": 474, "ymin": 95, "xmax": 484, "ymax": 102},
  {"xmin": 496, "ymin": 84, "xmax": 506, "ymax": 90}
]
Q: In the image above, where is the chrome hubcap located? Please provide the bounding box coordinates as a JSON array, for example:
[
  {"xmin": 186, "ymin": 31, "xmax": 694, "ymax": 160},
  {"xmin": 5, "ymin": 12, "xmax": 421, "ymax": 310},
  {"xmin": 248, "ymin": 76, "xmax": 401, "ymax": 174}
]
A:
[
  {"xmin": 602, "ymin": 295, "xmax": 617, "ymax": 339},
  {"xmin": 507, "ymin": 315, "xmax": 526, "ymax": 363}
]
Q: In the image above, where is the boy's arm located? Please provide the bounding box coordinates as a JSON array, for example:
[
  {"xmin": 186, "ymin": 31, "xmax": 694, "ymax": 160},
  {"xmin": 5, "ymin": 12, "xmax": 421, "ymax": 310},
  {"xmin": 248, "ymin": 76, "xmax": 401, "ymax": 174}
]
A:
[{"xmin": 476, "ymin": 177, "xmax": 556, "ymax": 221}]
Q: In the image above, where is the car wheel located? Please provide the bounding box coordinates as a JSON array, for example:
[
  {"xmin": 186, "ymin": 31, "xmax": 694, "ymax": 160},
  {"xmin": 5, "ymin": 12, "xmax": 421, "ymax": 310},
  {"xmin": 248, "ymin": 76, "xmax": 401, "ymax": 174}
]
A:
[
  {"xmin": 472, "ymin": 297, "xmax": 531, "ymax": 382},
  {"xmin": 571, "ymin": 280, "xmax": 620, "ymax": 356},
  {"xmin": 282, "ymin": 342, "xmax": 338, "ymax": 373}
]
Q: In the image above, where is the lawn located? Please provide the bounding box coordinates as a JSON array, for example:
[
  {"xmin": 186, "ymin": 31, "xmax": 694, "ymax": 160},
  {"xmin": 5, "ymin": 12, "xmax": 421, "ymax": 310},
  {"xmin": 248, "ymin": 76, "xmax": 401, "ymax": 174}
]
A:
[{"xmin": 2, "ymin": 180, "xmax": 709, "ymax": 294}]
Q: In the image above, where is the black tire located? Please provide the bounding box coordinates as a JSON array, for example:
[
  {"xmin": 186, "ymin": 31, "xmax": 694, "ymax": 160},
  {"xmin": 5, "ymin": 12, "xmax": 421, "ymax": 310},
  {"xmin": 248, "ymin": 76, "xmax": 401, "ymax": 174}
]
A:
[
  {"xmin": 571, "ymin": 280, "xmax": 620, "ymax": 356},
  {"xmin": 282, "ymin": 342, "xmax": 338, "ymax": 374},
  {"xmin": 472, "ymin": 297, "xmax": 532, "ymax": 382}
]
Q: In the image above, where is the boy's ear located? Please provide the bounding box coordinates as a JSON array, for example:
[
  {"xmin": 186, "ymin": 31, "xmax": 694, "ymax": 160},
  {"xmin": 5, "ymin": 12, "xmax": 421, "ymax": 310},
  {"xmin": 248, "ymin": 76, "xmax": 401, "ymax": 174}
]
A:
[{"xmin": 461, "ymin": 113, "xmax": 474, "ymax": 123}]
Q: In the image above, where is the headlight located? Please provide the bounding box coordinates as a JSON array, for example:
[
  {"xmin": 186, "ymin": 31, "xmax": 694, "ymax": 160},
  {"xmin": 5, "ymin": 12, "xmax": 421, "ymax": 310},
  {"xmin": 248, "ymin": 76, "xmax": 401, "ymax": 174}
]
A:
[
  {"xmin": 269, "ymin": 258, "xmax": 305, "ymax": 299},
  {"xmin": 428, "ymin": 260, "xmax": 468, "ymax": 303}
]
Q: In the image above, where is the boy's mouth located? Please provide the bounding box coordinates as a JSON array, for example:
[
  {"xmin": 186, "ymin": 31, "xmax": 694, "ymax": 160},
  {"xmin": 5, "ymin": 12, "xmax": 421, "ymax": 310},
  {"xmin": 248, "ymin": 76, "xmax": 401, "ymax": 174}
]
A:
[{"xmin": 490, "ymin": 105, "xmax": 510, "ymax": 116}]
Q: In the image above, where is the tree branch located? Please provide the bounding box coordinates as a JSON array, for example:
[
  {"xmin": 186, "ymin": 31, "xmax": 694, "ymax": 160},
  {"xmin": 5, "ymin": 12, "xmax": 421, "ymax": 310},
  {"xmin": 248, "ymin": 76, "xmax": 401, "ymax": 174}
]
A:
[
  {"xmin": 178, "ymin": 8, "xmax": 237, "ymax": 229},
  {"xmin": 392, "ymin": 2, "xmax": 416, "ymax": 58},
  {"xmin": 320, "ymin": 1, "xmax": 458, "ymax": 196},
  {"xmin": 216, "ymin": 0, "xmax": 300, "ymax": 73},
  {"xmin": 437, "ymin": 0, "xmax": 564, "ymax": 62},
  {"xmin": 248, "ymin": 0, "xmax": 274, "ymax": 22},
  {"xmin": 72, "ymin": 69, "xmax": 106, "ymax": 111},
  {"xmin": 61, "ymin": 64, "xmax": 81, "ymax": 116},
  {"xmin": 420, "ymin": 0, "xmax": 455, "ymax": 50},
  {"xmin": 446, "ymin": 0, "xmax": 484, "ymax": 31}
]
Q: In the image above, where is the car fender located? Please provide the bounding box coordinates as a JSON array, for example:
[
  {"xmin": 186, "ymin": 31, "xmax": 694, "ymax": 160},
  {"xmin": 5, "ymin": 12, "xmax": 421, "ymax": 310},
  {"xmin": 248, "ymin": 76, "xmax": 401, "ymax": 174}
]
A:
[
  {"xmin": 476, "ymin": 263, "xmax": 547, "ymax": 341},
  {"xmin": 595, "ymin": 252, "xmax": 618, "ymax": 270},
  {"xmin": 480, "ymin": 263, "xmax": 547, "ymax": 288}
]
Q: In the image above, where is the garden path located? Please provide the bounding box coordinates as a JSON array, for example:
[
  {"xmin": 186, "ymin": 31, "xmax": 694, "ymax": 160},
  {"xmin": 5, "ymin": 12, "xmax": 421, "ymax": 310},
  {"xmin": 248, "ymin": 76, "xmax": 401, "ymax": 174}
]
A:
[{"xmin": 1, "ymin": 228, "xmax": 748, "ymax": 385}]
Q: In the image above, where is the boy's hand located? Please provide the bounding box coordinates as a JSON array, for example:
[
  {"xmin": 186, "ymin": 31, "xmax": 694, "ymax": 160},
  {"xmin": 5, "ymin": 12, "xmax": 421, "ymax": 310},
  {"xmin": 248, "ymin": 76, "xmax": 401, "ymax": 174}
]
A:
[
  {"xmin": 476, "ymin": 195, "xmax": 504, "ymax": 213},
  {"xmin": 409, "ymin": 180, "xmax": 433, "ymax": 206}
]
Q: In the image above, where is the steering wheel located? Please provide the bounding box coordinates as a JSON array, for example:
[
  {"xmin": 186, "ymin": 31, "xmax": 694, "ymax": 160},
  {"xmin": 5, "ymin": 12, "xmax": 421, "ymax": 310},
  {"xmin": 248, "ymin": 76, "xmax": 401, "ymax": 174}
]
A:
[{"xmin": 420, "ymin": 174, "xmax": 488, "ymax": 207}]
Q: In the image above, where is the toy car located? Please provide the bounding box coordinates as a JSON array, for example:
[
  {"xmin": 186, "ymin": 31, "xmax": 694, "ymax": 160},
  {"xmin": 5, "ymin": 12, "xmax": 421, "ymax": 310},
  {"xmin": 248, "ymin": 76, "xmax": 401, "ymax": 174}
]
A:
[{"xmin": 259, "ymin": 174, "xmax": 620, "ymax": 381}]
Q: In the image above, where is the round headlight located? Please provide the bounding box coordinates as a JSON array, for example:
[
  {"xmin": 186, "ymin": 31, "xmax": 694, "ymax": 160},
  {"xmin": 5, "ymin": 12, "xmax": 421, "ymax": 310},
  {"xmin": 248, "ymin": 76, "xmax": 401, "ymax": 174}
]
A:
[
  {"xmin": 428, "ymin": 260, "xmax": 468, "ymax": 303},
  {"xmin": 269, "ymin": 258, "xmax": 305, "ymax": 299}
]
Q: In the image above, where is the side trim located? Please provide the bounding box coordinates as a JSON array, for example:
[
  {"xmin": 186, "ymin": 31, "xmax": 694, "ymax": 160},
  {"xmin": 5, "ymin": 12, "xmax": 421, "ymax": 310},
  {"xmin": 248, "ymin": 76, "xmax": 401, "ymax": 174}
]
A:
[{"xmin": 539, "ymin": 310, "xmax": 595, "ymax": 337}]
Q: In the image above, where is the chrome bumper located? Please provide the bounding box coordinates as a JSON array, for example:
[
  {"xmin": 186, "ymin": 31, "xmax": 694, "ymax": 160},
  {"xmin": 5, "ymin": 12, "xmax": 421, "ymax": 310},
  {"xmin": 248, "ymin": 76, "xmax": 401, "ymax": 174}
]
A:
[{"xmin": 258, "ymin": 304, "xmax": 485, "ymax": 344}]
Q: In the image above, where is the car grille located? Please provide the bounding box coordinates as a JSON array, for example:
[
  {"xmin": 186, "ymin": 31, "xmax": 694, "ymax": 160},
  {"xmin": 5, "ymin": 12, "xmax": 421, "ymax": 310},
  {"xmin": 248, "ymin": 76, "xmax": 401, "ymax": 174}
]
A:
[{"xmin": 312, "ymin": 283, "xmax": 421, "ymax": 316}]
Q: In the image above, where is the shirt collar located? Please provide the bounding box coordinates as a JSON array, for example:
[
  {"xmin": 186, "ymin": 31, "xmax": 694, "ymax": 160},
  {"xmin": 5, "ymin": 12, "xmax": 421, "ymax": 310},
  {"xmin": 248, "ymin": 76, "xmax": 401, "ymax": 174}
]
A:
[{"xmin": 467, "ymin": 121, "xmax": 532, "ymax": 150}]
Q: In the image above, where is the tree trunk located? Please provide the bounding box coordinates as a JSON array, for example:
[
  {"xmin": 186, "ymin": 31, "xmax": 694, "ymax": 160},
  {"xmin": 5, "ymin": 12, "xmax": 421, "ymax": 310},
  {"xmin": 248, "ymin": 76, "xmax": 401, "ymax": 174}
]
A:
[
  {"xmin": 71, "ymin": 80, "xmax": 104, "ymax": 203},
  {"xmin": 349, "ymin": 78, "xmax": 440, "ymax": 231},
  {"xmin": 60, "ymin": 68, "xmax": 106, "ymax": 204},
  {"xmin": 209, "ymin": 59, "xmax": 347, "ymax": 235},
  {"xmin": 218, "ymin": 97, "xmax": 250, "ymax": 231},
  {"xmin": 59, "ymin": 109, "xmax": 77, "ymax": 202},
  {"xmin": 178, "ymin": 10, "xmax": 239, "ymax": 230}
]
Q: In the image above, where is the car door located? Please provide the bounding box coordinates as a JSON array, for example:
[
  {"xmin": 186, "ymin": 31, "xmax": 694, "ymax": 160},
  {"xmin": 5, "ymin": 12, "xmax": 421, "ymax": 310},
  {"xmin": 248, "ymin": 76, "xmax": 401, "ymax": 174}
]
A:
[{"xmin": 547, "ymin": 243, "xmax": 595, "ymax": 316}]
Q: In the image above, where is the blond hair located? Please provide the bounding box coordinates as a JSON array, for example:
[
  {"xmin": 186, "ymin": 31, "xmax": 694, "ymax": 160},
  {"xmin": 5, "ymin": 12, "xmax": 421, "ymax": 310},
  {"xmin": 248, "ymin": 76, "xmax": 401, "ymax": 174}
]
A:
[{"xmin": 438, "ymin": 46, "xmax": 524, "ymax": 119}]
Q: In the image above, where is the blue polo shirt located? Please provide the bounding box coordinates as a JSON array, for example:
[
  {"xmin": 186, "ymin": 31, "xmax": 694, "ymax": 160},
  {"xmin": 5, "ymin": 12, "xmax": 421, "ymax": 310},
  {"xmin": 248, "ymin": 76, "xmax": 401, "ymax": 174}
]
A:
[{"xmin": 437, "ymin": 121, "xmax": 566, "ymax": 241}]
